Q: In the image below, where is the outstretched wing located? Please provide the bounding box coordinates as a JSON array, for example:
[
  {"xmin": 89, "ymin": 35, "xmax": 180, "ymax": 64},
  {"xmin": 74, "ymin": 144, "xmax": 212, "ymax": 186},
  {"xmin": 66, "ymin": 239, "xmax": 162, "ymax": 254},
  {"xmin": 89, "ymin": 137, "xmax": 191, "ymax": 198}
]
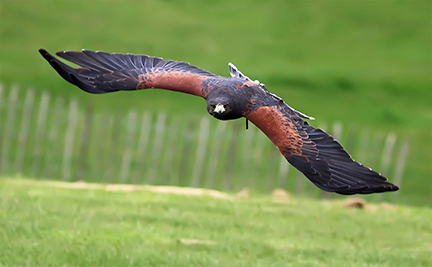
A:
[
  {"xmin": 246, "ymin": 101, "xmax": 399, "ymax": 195},
  {"xmin": 229, "ymin": 62, "xmax": 256, "ymax": 82},
  {"xmin": 39, "ymin": 49, "xmax": 219, "ymax": 97}
]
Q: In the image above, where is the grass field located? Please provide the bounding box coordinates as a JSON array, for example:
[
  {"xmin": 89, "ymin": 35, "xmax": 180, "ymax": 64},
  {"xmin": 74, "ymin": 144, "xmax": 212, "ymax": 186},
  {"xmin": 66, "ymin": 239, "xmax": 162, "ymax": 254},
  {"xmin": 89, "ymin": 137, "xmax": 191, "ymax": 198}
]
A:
[
  {"xmin": 1, "ymin": 177, "xmax": 431, "ymax": 267},
  {"xmin": 0, "ymin": 1, "xmax": 431, "ymax": 206}
]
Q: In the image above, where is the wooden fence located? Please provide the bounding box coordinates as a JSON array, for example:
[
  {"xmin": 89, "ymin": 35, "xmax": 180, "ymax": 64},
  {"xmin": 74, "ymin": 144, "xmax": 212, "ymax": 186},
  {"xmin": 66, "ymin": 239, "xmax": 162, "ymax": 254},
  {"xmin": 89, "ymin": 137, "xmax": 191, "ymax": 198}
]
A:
[{"xmin": 0, "ymin": 85, "xmax": 410, "ymax": 198}]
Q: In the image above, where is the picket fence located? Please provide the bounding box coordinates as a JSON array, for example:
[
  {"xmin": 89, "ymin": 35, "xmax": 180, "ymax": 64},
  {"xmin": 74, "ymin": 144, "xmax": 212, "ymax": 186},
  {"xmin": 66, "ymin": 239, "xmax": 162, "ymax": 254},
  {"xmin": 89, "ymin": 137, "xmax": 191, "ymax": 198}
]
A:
[{"xmin": 0, "ymin": 85, "xmax": 410, "ymax": 198}]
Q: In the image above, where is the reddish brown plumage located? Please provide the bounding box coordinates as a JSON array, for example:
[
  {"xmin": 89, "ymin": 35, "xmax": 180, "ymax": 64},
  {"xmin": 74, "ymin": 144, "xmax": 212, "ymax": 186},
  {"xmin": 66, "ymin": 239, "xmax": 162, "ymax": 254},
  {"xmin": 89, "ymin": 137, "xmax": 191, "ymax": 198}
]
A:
[
  {"xmin": 236, "ymin": 81, "xmax": 258, "ymax": 89},
  {"xmin": 137, "ymin": 72, "xmax": 210, "ymax": 97},
  {"xmin": 246, "ymin": 106, "xmax": 303, "ymax": 158}
]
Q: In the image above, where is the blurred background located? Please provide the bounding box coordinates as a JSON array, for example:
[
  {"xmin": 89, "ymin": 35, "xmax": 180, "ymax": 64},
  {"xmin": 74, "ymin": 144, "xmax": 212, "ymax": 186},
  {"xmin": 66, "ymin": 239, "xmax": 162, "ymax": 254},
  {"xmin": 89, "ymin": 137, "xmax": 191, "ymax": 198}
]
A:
[{"xmin": 0, "ymin": 1, "xmax": 430, "ymax": 206}]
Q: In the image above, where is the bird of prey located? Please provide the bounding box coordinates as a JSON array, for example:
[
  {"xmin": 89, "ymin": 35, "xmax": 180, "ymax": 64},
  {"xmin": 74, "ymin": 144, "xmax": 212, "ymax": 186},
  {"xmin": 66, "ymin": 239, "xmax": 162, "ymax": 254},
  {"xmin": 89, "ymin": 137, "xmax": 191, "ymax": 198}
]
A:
[{"xmin": 39, "ymin": 49, "xmax": 399, "ymax": 195}]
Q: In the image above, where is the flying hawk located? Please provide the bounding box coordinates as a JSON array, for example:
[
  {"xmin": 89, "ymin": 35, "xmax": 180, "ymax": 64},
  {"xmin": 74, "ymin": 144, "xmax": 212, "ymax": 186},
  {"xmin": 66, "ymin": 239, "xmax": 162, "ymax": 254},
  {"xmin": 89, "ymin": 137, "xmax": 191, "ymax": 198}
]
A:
[{"xmin": 39, "ymin": 49, "xmax": 399, "ymax": 195}]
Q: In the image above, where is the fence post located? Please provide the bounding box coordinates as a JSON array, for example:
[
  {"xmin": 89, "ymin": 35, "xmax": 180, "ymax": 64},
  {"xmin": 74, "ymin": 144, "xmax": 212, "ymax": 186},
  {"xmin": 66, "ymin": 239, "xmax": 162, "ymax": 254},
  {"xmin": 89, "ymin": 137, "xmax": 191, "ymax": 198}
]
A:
[
  {"xmin": 1, "ymin": 86, "xmax": 18, "ymax": 173},
  {"xmin": 265, "ymin": 146, "xmax": 280, "ymax": 191},
  {"xmin": 223, "ymin": 122, "xmax": 241, "ymax": 190},
  {"xmin": 162, "ymin": 116, "xmax": 181, "ymax": 185},
  {"xmin": 15, "ymin": 89, "xmax": 35, "ymax": 173},
  {"xmin": 168, "ymin": 118, "xmax": 189, "ymax": 186},
  {"xmin": 119, "ymin": 110, "xmax": 137, "ymax": 183},
  {"xmin": 89, "ymin": 112, "xmax": 107, "ymax": 180},
  {"xmin": 146, "ymin": 113, "xmax": 166, "ymax": 184},
  {"xmin": 238, "ymin": 124, "xmax": 256, "ymax": 189},
  {"xmin": 332, "ymin": 122, "xmax": 342, "ymax": 142},
  {"xmin": 190, "ymin": 117, "xmax": 210, "ymax": 187},
  {"xmin": 77, "ymin": 105, "xmax": 94, "ymax": 181},
  {"xmin": 370, "ymin": 133, "xmax": 385, "ymax": 169},
  {"xmin": 295, "ymin": 171, "xmax": 305, "ymax": 196},
  {"xmin": 0, "ymin": 85, "xmax": 3, "ymax": 172},
  {"xmin": 250, "ymin": 129, "xmax": 267, "ymax": 190},
  {"xmin": 43, "ymin": 97, "xmax": 64, "ymax": 178},
  {"xmin": 63, "ymin": 99, "xmax": 78, "ymax": 180},
  {"xmin": 205, "ymin": 121, "xmax": 227, "ymax": 188},
  {"xmin": 393, "ymin": 138, "xmax": 410, "ymax": 196},
  {"xmin": 373, "ymin": 132, "xmax": 398, "ymax": 201},
  {"xmin": 277, "ymin": 155, "xmax": 289, "ymax": 189},
  {"xmin": 31, "ymin": 91, "xmax": 50, "ymax": 176},
  {"xmin": 357, "ymin": 129, "xmax": 370, "ymax": 164},
  {"xmin": 133, "ymin": 112, "xmax": 152, "ymax": 183},
  {"xmin": 379, "ymin": 132, "xmax": 397, "ymax": 176},
  {"xmin": 102, "ymin": 114, "xmax": 117, "ymax": 182}
]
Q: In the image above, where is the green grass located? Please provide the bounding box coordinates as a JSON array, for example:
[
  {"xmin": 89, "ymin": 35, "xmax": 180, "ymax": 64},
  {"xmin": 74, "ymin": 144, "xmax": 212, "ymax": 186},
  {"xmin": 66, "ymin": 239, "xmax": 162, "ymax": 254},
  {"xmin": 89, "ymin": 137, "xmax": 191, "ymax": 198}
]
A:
[
  {"xmin": 0, "ymin": 1, "xmax": 431, "ymax": 206},
  {"xmin": 1, "ymin": 177, "xmax": 431, "ymax": 267}
]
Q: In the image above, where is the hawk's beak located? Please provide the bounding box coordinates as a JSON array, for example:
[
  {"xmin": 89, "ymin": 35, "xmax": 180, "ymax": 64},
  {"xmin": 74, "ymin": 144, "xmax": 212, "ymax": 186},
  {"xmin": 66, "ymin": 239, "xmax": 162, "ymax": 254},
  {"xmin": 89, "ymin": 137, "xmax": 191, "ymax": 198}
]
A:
[{"xmin": 214, "ymin": 104, "xmax": 225, "ymax": 114}]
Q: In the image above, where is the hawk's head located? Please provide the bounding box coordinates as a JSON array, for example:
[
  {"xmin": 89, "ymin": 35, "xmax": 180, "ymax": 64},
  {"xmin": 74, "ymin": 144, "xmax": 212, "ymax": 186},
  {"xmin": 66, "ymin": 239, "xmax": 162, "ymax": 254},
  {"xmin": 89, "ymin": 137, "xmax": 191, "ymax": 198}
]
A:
[{"xmin": 206, "ymin": 96, "xmax": 242, "ymax": 120}]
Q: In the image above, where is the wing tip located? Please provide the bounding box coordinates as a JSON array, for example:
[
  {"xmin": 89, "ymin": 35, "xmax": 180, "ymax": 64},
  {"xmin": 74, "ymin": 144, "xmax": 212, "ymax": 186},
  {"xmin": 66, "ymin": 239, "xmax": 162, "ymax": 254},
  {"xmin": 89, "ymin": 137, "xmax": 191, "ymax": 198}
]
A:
[
  {"xmin": 38, "ymin": 48, "xmax": 47, "ymax": 54},
  {"xmin": 39, "ymin": 48, "xmax": 53, "ymax": 60},
  {"xmin": 330, "ymin": 182, "xmax": 400, "ymax": 195}
]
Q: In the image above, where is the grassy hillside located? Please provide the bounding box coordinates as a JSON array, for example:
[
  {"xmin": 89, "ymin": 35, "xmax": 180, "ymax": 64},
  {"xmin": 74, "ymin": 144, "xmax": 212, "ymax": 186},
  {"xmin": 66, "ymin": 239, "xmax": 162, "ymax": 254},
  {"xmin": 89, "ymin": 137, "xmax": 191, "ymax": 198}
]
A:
[
  {"xmin": 1, "ymin": 178, "xmax": 431, "ymax": 267},
  {"xmin": 0, "ymin": 1, "xmax": 431, "ymax": 205},
  {"xmin": 1, "ymin": 1, "xmax": 429, "ymax": 126}
]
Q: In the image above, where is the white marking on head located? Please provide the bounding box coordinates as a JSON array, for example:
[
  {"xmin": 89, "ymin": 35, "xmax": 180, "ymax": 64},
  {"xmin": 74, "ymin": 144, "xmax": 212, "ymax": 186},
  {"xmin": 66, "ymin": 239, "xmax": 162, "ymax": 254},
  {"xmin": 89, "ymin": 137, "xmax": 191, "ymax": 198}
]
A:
[{"xmin": 214, "ymin": 104, "xmax": 226, "ymax": 114}]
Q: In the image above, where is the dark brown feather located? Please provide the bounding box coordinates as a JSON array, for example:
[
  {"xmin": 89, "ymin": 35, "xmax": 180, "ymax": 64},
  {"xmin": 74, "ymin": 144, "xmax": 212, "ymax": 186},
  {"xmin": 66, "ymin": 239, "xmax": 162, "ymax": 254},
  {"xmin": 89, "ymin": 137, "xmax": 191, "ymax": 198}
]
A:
[{"xmin": 39, "ymin": 49, "xmax": 218, "ymax": 97}]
